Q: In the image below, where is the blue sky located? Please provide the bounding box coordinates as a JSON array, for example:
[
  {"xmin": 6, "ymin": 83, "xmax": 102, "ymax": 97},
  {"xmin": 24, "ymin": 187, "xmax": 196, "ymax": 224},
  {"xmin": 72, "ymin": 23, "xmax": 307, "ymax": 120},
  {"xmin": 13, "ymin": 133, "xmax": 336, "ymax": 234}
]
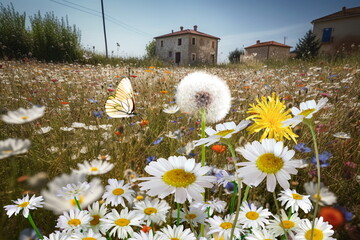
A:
[{"xmin": 3, "ymin": 0, "xmax": 359, "ymax": 62}]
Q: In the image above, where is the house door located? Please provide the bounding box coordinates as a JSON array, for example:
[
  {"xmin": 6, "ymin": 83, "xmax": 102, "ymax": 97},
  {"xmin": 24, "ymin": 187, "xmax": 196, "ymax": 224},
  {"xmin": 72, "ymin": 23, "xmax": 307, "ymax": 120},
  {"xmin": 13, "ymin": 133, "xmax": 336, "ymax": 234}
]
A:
[
  {"xmin": 175, "ymin": 52, "xmax": 181, "ymax": 65},
  {"xmin": 210, "ymin": 54, "xmax": 215, "ymax": 64}
]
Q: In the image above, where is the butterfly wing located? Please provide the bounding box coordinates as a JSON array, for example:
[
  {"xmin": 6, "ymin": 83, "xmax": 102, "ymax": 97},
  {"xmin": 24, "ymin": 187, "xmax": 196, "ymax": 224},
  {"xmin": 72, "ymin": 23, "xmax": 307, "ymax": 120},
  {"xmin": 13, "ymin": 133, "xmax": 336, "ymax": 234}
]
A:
[{"xmin": 105, "ymin": 78, "xmax": 135, "ymax": 118}]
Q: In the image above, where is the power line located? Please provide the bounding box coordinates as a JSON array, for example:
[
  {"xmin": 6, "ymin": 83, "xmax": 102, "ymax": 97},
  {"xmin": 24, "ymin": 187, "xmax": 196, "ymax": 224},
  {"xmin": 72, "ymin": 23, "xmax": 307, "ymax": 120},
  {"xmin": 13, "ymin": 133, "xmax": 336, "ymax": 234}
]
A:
[{"xmin": 49, "ymin": 0, "xmax": 152, "ymax": 37}]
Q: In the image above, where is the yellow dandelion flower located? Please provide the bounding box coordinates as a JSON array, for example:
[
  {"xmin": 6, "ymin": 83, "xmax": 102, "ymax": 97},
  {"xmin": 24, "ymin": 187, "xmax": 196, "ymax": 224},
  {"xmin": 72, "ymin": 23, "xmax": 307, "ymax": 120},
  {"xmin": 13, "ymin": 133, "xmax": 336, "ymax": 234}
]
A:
[{"xmin": 246, "ymin": 93, "xmax": 298, "ymax": 142}]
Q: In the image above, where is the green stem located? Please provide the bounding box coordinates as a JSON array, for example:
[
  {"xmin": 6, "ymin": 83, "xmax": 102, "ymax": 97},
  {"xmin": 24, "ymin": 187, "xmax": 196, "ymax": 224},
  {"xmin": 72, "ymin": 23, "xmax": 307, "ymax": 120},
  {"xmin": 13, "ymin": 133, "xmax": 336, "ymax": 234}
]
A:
[
  {"xmin": 27, "ymin": 212, "xmax": 43, "ymax": 240},
  {"xmin": 273, "ymin": 191, "xmax": 288, "ymax": 240},
  {"xmin": 106, "ymin": 232, "xmax": 112, "ymax": 240},
  {"xmin": 176, "ymin": 203, "xmax": 180, "ymax": 226},
  {"xmin": 242, "ymin": 185, "xmax": 250, "ymax": 203},
  {"xmin": 226, "ymin": 143, "xmax": 242, "ymax": 240},
  {"xmin": 201, "ymin": 109, "xmax": 206, "ymax": 167},
  {"xmin": 229, "ymin": 182, "xmax": 238, "ymax": 214},
  {"xmin": 74, "ymin": 196, "xmax": 82, "ymax": 211},
  {"xmin": 307, "ymin": 122, "xmax": 321, "ymax": 240}
]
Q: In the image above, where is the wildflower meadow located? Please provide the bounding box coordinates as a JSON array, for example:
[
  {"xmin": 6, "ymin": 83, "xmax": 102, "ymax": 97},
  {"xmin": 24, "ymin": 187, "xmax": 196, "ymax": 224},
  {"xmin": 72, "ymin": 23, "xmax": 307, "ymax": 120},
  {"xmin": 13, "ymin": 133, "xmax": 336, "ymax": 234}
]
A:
[{"xmin": 1, "ymin": 58, "xmax": 359, "ymax": 240}]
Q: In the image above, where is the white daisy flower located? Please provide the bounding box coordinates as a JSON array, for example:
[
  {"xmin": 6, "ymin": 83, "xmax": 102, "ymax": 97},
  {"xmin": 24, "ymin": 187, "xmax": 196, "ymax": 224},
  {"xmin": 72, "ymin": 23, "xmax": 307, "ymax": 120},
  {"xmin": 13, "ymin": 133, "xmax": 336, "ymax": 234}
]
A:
[
  {"xmin": 57, "ymin": 181, "xmax": 90, "ymax": 200},
  {"xmin": 102, "ymin": 179, "xmax": 135, "ymax": 207},
  {"xmin": 207, "ymin": 214, "xmax": 243, "ymax": 240},
  {"xmin": 0, "ymin": 138, "xmax": 31, "ymax": 159},
  {"xmin": 56, "ymin": 208, "xmax": 91, "ymax": 233},
  {"xmin": 97, "ymin": 154, "xmax": 111, "ymax": 161},
  {"xmin": 75, "ymin": 160, "xmax": 114, "ymax": 175},
  {"xmin": 246, "ymin": 228, "xmax": 276, "ymax": 240},
  {"xmin": 175, "ymin": 71, "xmax": 231, "ymax": 124},
  {"xmin": 88, "ymin": 201, "xmax": 108, "ymax": 233},
  {"xmin": 239, "ymin": 201, "xmax": 272, "ymax": 229},
  {"xmin": 69, "ymin": 229, "xmax": 106, "ymax": 240},
  {"xmin": 98, "ymin": 124, "xmax": 112, "ymax": 130},
  {"xmin": 304, "ymin": 182, "xmax": 337, "ymax": 206},
  {"xmin": 332, "ymin": 132, "xmax": 351, "ymax": 139},
  {"xmin": 139, "ymin": 156, "xmax": 216, "ymax": 203},
  {"xmin": 190, "ymin": 198, "xmax": 227, "ymax": 216},
  {"xmin": 41, "ymin": 172, "xmax": 104, "ymax": 214},
  {"xmin": 163, "ymin": 105, "xmax": 180, "ymax": 114},
  {"xmin": 4, "ymin": 194, "xmax": 44, "ymax": 218},
  {"xmin": 133, "ymin": 197, "xmax": 170, "ymax": 225},
  {"xmin": 157, "ymin": 225, "xmax": 196, "ymax": 240},
  {"xmin": 172, "ymin": 206, "xmax": 207, "ymax": 227},
  {"xmin": 194, "ymin": 120, "xmax": 250, "ymax": 147},
  {"xmin": 278, "ymin": 189, "xmax": 312, "ymax": 213},
  {"xmin": 100, "ymin": 208, "xmax": 143, "ymax": 239},
  {"xmin": 36, "ymin": 126, "xmax": 53, "ymax": 134},
  {"xmin": 128, "ymin": 230, "xmax": 162, "ymax": 240},
  {"xmin": 294, "ymin": 217, "xmax": 335, "ymax": 240},
  {"xmin": 1, "ymin": 105, "xmax": 45, "ymax": 124},
  {"xmin": 267, "ymin": 209, "xmax": 301, "ymax": 238},
  {"xmin": 60, "ymin": 127, "xmax": 74, "ymax": 132},
  {"xmin": 282, "ymin": 98, "xmax": 328, "ymax": 127},
  {"xmin": 43, "ymin": 231, "xmax": 70, "ymax": 240},
  {"xmin": 71, "ymin": 122, "xmax": 86, "ymax": 128},
  {"xmin": 236, "ymin": 138, "xmax": 302, "ymax": 192}
]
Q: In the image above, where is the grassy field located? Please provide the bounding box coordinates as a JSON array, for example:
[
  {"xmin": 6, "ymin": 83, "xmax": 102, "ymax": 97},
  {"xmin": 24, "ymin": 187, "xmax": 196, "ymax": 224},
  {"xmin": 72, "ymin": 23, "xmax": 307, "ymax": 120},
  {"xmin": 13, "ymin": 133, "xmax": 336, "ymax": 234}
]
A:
[{"xmin": 0, "ymin": 57, "xmax": 359, "ymax": 239}]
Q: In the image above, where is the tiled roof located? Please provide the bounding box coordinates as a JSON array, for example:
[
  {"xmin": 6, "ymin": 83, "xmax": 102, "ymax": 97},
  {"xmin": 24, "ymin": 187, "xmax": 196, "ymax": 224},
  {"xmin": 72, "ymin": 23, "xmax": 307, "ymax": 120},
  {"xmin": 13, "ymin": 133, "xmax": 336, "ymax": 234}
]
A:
[
  {"xmin": 312, "ymin": 6, "xmax": 360, "ymax": 23},
  {"xmin": 245, "ymin": 41, "xmax": 291, "ymax": 49},
  {"xmin": 154, "ymin": 29, "xmax": 220, "ymax": 40}
]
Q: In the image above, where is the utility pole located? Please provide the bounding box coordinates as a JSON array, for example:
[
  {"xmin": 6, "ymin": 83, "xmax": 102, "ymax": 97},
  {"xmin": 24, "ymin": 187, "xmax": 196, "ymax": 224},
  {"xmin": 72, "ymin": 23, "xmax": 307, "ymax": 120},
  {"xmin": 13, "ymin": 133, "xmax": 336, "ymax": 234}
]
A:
[{"xmin": 101, "ymin": 0, "xmax": 108, "ymax": 58}]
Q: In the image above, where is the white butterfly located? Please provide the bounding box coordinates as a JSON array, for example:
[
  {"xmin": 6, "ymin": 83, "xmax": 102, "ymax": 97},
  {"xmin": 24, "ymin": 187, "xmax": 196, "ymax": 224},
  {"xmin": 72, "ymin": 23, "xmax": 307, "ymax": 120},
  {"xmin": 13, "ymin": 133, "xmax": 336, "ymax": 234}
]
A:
[{"xmin": 105, "ymin": 78, "xmax": 136, "ymax": 118}]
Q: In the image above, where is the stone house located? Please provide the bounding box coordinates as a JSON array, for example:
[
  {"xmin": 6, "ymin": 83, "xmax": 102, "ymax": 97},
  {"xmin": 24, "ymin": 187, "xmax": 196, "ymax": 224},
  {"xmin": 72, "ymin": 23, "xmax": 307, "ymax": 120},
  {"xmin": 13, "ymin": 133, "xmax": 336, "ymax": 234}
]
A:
[
  {"xmin": 244, "ymin": 40, "xmax": 291, "ymax": 61},
  {"xmin": 154, "ymin": 26, "xmax": 220, "ymax": 66},
  {"xmin": 312, "ymin": 6, "xmax": 360, "ymax": 55}
]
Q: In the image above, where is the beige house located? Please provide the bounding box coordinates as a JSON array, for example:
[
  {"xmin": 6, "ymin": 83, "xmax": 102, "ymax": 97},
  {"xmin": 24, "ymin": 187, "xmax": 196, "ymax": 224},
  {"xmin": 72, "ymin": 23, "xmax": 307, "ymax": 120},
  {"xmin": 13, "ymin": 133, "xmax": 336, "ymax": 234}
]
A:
[
  {"xmin": 244, "ymin": 40, "xmax": 291, "ymax": 61},
  {"xmin": 312, "ymin": 6, "xmax": 360, "ymax": 55},
  {"xmin": 154, "ymin": 26, "xmax": 220, "ymax": 66}
]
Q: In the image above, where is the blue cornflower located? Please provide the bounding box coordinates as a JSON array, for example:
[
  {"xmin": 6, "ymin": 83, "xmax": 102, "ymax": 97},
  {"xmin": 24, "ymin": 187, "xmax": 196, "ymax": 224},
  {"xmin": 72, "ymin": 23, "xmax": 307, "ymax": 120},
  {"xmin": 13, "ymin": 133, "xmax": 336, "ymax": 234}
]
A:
[
  {"xmin": 152, "ymin": 137, "xmax": 164, "ymax": 145},
  {"xmin": 89, "ymin": 98, "xmax": 98, "ymax": 103},
  {"xmin": 146, "ymin": 156, "xmax": 156, "ymax": 164},
  {"xmin": 294, "ymin": 143, "xmax": 312, "ymax": 153},
  {"xmin": 93, "ymin": 110, "xmax": 103, "ymax": 118},
  {"xmin": 311, "ymin": 151, "xmax": 332, "ymax": 167}
]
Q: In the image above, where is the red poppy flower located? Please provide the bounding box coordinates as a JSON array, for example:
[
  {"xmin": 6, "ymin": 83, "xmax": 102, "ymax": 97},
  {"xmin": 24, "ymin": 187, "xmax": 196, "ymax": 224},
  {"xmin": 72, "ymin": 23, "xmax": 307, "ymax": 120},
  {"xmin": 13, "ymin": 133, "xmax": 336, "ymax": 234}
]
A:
[
  {"xmin": 108, "ymin": 88, "xmax": 115, "ymax": 92},
  {"xmin": 160, "ymin": 90, "xmax": 168, "ymax": 94},
  {"xmin": 141, "ymin": 225, "xmax": 152, "ymax": 233},
  {"xmin": 60, "ymin": 101, "xmax": 70, "ymax": 104},
  {"xmin": 319, "ymin": 207, "xmax": 345, "ymax": 229},
  {"xmin": 140, "ymin": 120, "xmax": 149, "ymax": 126},
  {"xmin": 212, "ymin": 144, "xmax": 227, "ymax": 153},
  {"xmin": 51, "ymin": 79, "xmax": 58, "ymax": 82}
]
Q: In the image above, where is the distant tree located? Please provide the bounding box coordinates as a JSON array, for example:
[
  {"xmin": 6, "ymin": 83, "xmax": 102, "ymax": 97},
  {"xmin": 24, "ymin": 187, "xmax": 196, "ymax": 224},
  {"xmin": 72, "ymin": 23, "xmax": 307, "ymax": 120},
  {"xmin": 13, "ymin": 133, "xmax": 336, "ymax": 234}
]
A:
[
  {"xmin": 145, "ymin": 40, "xmax": 156, "ymax": 58},
  {"xmin": 228, "ymin": 48, "xmax": 244, "ymax": 63},
  {"xmin": 295, "ymin": 30, "xmax": 321, "ymax": 59}
]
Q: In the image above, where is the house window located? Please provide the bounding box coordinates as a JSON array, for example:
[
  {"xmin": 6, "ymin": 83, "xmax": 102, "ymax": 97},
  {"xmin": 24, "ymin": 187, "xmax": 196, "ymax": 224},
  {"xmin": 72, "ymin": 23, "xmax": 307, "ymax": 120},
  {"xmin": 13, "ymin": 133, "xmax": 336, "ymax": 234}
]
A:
[
  {"xmin": 161, "ymin": 40, "xmax": 163, "ymax": 47},
  {"xmin": 178, "ymin": 38, "xmax": 182, "ymax": 46},
  {"xmin": 168, "ymin": 51, "xmax": 172, "ymax": 58},
  {"xmin": 192, "ymin": 53, "xmax": 196, "ymax": 61},
  {"xmin": 322, "ymin": 28, "xmax": 333, "ymax": 42},
  {"xmin": 211, "ymin": 41, "xmax": 215, "ymax": 49},
  {"xmin": 192, "ymin": 37, "xmax": 196, "ymax": 45}
]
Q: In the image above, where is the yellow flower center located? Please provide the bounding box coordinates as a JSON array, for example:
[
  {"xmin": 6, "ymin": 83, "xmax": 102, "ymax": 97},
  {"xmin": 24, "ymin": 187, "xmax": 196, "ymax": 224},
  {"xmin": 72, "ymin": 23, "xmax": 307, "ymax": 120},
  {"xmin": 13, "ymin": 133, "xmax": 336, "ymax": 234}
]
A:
[
  {"xmin": 313, "ymin": 194, "xmax": 322, "ymax": 200},
  {"xmin": 162, "ymin": 169, "xmax": 196, "ymax": 187},
  {"xmin": 144, "ymin": 207, "xmax": 157, "ymax": 215},
  {"xmin": 282, "ymin": 220, "xmax": 295, "ymax": 229},
  {"xmin": 220, "ymin": 222, "xmax": 233, "ymax": 229},
  {"xmin": 2, "ymin": 150, "xmax": 13, "ymax": 154},
  {"xmin": 256, "ymin": 153, "xmax": 284, "ymax": 173},
  {"xmin": 115, "ymin": 218, "xmax": 130, "ymax": 226},
  {"xmin": 245, "ymin": 211, "xmax": 259, "ymax": 220},
  {"xmin": 112, "ymin": 188, "xmax": 124, "ymax": 195},
  {"xmin": 70, "ymin": 196, "xmax": 83, "ymax": 206},
  {"xmin": 100, "ymin": 155, "xmax": 107, "ymax": 160},
  {"xmin": 18, "ymin": 202, "xmax": 30, "ymax": 208},
  {"xmin": 21, "ymin": 116, "xmax": 28, "ymax": 120},
  {"xmin": 215, "ymin": 129, "xmax": 235, "ymax": 137},
  {"xmin": 300, "ymin": 108, "xmax": 315, "ymax": 117},
  {"xmin": 136, "ymin": 195, "xmax": 144, "ymax": 200},
  {"xmin": 185, "ymin": 213, "xmax": 197, "ymax": 219},
  {"xmin": 292, "ymin": 193, "xmax": 303, "ymax": 200},
  {"xmin": 90, "ymin": 215, "xmax": 100, "ymax": 225},
  {"xmin": 305, "ymin": 228, "xmax": 324, "ymax": 240},
  {"xmin": 171, "ymin": 238, "xmax": 180, "ymax": 240},
  {"xmin": 68, "ymin": 218, "xmax": 81, "ymax": 226},
  {"xmin": 83, "ymin": 238, "xmax": 96, "ymax": 240},
  {"xmin": 90, "ymin": 167, "xmax": 98, "ymax": 171}
]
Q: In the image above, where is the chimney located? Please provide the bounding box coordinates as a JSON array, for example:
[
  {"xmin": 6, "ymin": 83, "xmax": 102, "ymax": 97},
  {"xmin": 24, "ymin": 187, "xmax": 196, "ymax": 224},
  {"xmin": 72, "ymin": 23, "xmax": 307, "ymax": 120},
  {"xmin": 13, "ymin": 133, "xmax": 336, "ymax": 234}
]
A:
[
  {"xmin": 256, "ymin": 40, "xmax": 260, "ymax": 44},
  {"xmin": 194, "ymin": 25, "xmax": 198, "ymax": 31},
  {"xmin": 342, "ymin": 6, "xmax": 346, "ymax": 14},
  {"xmin": 172, "ymin": 30, "xmax": 174, "ymax": 33},
  {"xmin": 180, "ymin": 26, "xmax": 184, "ymax": 31}
]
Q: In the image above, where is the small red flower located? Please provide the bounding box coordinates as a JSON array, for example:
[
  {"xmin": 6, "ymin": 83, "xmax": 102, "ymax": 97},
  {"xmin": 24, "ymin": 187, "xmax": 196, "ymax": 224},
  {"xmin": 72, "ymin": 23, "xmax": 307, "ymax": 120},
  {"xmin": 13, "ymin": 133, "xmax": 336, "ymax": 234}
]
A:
[
  {"xmin": 51, "ymin": 79, "xmax": 58, "ymax": 82},
  {"xmin": 211, "ymin": 144, "xmax": 227, "ymax": 153},
  {"xmin": 141, "ymin": 225, "xmax": 152, "ymax": 233},
  {"xmin": 140, "ymin": 120, "xmax": 149, "ymax": 126},
  {"xmin": 108, "ymin": 88, "xmax": 115, "ymax": 92},
  {"xmin": 319, "ymin": 207, "xmax": 345, "ymax": 229}
]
